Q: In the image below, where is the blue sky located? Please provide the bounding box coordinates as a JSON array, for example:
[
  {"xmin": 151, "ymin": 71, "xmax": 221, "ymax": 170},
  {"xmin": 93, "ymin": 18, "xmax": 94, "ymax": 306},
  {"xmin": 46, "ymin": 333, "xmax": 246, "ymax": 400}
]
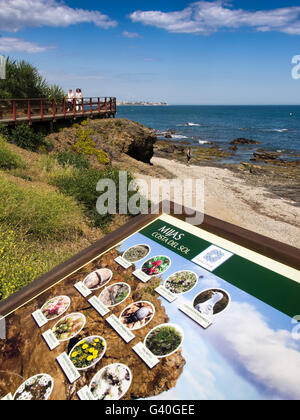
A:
[
  {"xmin": 1, "ymin": 1, "xmax": 300, "ymax": 104},
  {"xmin": 118, "ymin": 232, "xmax": 300, "ymax": 400}
]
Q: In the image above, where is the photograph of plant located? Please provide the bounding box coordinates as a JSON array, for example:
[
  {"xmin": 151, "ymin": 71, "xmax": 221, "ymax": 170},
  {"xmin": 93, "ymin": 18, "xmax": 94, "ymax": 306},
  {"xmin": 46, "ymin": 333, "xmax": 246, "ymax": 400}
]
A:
[
  {"xmin": 52, "ymin": 313, "xmax": 86, "ymax": 342},
  {"xmin": 83, "ymin": 268, "xmax": 113, "ymax": 291},
  {"xmin": 90, "ymin": 363, "xmax": 132, "ymax": 400},
  {"xmin": 141, "ymin": 256, "xmax": 171, "ymax": 277},
  {"xmin": 165, "ymin": 271, "xmax": 198, "ymax": 295},
  {"xmin": 99, "ymin": 283, "xmax": 130, "ymax": 307},
  {"xmin": 41, "ymin": 296, "xmax": 70, "ymax": 320},
  {"xmin": 69, "ymin": 336, "xmax": 106, "ymax": 370},
  {"xmin": 123, "ymin": 244, "xmax": 150, "ymax": 263},
  {"xmin": 193, "ymin": 289, "xmax": 230, "ymax": 317},
  {"xmin": 14, "ymin": 374, "xmax": 53, "ymax": 401},
  {"xmin": 145, "ymin": 324, "xmax": 184, "ymax": 358},
  {"xmin": 119, "ymin": 301, "xmax": 155, "ymax": 330}
]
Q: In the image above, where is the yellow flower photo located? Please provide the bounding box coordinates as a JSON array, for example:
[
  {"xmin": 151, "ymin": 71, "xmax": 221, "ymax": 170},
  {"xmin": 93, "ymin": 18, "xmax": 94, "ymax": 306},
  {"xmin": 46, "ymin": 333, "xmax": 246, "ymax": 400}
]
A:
[{"xmin": 69, "ymin": 336, "xmax": 107, "ymax": 371}]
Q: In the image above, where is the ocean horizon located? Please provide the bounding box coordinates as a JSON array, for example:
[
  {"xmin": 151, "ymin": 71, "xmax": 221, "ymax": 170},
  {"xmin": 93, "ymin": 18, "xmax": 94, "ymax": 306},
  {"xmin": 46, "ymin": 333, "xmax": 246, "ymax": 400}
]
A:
[{"xmin": 117, "ymin": 105, "xmax": 300, "ymax": 163}]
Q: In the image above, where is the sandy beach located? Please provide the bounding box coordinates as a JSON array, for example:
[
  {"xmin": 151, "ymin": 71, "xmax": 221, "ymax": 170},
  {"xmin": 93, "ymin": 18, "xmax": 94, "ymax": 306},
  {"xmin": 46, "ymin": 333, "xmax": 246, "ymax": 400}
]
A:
[{"xmin": 135, "ymin": 156, "xmax": 300, "ymax": 249}]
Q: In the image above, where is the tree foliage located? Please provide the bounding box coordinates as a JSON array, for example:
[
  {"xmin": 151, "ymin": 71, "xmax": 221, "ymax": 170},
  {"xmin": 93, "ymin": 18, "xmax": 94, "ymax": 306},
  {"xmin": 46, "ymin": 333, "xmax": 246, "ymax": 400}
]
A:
[
  {"xmin": 46, "ymin": 84, "xmax": 65, "ymax": 101},
  {"xmin": 0, "ymin": 57, "xmax": 65, "ymax": 100}
]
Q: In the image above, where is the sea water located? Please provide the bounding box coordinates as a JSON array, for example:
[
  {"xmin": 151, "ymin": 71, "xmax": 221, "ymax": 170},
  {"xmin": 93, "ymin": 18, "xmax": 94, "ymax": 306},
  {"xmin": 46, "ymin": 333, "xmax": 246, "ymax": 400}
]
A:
[{"xmin": 117, "ymin": 105, "xmax": 300, "ymax": 163}]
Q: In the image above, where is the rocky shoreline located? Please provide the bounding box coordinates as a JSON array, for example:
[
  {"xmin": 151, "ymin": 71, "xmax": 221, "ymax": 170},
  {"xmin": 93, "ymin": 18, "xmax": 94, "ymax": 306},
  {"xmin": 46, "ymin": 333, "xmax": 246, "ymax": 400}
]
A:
[
  {"xmin": 44, "ymin": 118, "xmax": 300, "ymax": 208},
  {"xmin": 43, "ymin": 118, "xmax": 299, "ymax": 242},
  {"xmin": 154, "ymin": 134, "xmax": 300, "ymax": 168},
  {"xmin": 153, "ymin": 140, "xmax": 300, "ymax": 205}
]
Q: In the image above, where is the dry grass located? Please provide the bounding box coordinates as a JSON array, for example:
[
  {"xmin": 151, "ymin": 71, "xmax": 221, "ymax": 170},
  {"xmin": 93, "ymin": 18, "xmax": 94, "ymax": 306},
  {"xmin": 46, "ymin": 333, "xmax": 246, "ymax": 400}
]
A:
[{"xmin": 0, "ymin": 171, "xmax": 87, "ymax": 240}]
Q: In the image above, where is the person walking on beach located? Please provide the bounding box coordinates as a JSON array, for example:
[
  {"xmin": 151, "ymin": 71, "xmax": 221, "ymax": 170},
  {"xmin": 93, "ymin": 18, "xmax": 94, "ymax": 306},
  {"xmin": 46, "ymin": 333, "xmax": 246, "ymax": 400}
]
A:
[
  {"xmin": 186, "ymin": 147, "xmax": 192, "ymax": 166},
  {"xmin": 75, "ymin": 88, "xmax": 83, "ymax": 111},
  {"xmin": 67, "ymin": 89, "xmax": 74, "ymax": 111}
]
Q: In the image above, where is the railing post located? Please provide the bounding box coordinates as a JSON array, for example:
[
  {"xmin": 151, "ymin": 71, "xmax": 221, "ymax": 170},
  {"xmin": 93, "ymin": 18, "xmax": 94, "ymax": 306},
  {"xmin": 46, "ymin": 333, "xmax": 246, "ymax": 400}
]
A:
[
  {"xmin": 90, "ymin": 98, "xmax": 93, "ymax": 115},
  {"xmin": 105, "ymin": 97, "xmax": 107, "ymax": 113},
  {"xmin": 110, "ymin": 98, "xmax": 112, "ymax": 112},
  {"xmin": 12, "ymin": 100, "xmax": 16, "ymax": 122},
  {"xmin": 73, "ymin": 98, "xmax": 76, "ymax": 116},
  {"xmin": 52, "ymin": 99, "xmax": 56, "ymax": 119},
  {"xmin": 81, "ymin": 98, "xmax": 84, "ymax": 116},
  {"xmin": 98, "ymin": 97, "xmax": 100, "ymax": 113},
  {"xmin": 40, "ymin": 100, "xmax": 44, "ymax": 120},
  {"xmin": 27, "ymin": 100, "xmax": 31, "ymax": 121}
]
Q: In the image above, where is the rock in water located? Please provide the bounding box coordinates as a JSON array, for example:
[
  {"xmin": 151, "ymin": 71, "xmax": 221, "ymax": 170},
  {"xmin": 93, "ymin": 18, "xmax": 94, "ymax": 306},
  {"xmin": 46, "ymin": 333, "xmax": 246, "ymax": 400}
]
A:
[
  {"xmin": 251, "ymin": 151, "xmax": 281, "ymax": 162},
  {"xmin": 230, "ymin": 138, "xmax": 260, "ymax": 145}
]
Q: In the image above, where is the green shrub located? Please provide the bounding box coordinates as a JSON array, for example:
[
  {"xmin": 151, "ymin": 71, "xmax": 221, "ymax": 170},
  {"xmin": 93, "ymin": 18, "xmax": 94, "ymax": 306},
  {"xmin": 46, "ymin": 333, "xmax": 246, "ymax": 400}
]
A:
[
  {"xmin": 37, "ymin": 154, "xmax": 60, "ymax": 173},
  {"xmin": 54, "ymin": 150, "xmax": 90, "ymax": 169},
  {"xmin": 10, "ymin": 124, "xmax": 46, "ymax": 151},
  {"xmin": 0, "ymin": 174, "xmax": 85, "ymax": 240},
  {"xmin": 0, "ymin": 227, "xmax": 71, "ymax": 301},
  {"xmin": 0, "ymin": 124, "xmax": 9, "ymax": 138},
  {"xmin": 0, "ymin": 137, "xmax": 26, "ymax": 170},
  {"xmin": 74, "ymin": 128, "xmax": 110, "ymax": 165},
  {"xmin": 50, "ymin": 167, "xmax": 137, "ymax": 228}
]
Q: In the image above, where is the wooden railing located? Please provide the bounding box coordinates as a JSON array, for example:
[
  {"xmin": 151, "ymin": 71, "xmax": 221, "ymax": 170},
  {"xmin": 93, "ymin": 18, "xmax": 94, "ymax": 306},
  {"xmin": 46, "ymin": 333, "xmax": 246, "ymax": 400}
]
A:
[{"xmin": 0, "ymin": 97, "xmax": 117, "ymax": 124}]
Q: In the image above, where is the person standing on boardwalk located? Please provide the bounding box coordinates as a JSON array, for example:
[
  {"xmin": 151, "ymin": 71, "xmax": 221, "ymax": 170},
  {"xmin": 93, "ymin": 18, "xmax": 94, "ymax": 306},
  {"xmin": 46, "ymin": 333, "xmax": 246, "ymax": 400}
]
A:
[
  {"xmin": 75, "ymin": 88, "xmax": 83, "ymax": 111},
  {"xmin": 67, "ymin": 89, "xmax": 75, "ymax": 111}
]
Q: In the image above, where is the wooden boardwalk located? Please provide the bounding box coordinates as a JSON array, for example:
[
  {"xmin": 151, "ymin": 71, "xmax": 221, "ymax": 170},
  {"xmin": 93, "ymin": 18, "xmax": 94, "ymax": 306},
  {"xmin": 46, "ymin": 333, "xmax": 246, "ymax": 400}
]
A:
[{"xmin": 0, "ymin": 97, "xmax": 117, "ymax": 125}]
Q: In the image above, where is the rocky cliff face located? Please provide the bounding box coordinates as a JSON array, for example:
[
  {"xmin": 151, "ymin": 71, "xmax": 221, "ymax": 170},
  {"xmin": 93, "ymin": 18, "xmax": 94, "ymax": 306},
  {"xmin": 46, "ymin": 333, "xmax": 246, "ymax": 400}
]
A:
[
  {"xmin": 0, "ymin": 248, "xmax": 185, "ymax": 400},
  {"xmin": 47, "ymin": 118, "xmax": 157, "ymax": 165}
]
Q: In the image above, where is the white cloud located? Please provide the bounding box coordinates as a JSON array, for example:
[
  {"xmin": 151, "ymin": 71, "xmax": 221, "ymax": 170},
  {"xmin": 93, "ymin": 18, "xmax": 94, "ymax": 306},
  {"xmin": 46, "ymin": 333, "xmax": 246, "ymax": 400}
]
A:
[
  {"xmin": 200, "ymin": 274, "xmax": 222, "ymax": 289},
  {"xmin": 130, "ymin": 1, "xmax": 300, "ymax": 36},
  {"xmin": 0, "ymin": 36, "xmax": 52, "ymax": 53},
  {"xmin": 0, "ymin": 0, "xmax": 117, "ymax": 32},
  {"xmin": 209, "ymin": 301, "xmax": 300, "ymax": 399},
  {"xmin": 122, "ymin": 31, "xmax": 141, "ymax": 38}
]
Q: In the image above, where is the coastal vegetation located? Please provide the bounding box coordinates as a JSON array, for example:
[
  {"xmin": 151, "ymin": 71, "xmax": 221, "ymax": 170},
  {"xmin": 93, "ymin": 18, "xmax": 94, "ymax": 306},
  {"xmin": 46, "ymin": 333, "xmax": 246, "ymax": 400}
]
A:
[
  {"xmin": 0, "ymin": 136, "xmax": 25, "ymax": 169},
  {"xmin": 0, "ymin": 115, "xmax": 155, "ymax": 301},
  {"xmin": 0, "ymin": 57, "xmax": 65, "ymax": 100},
  {"xmin": 9, "ymin": 123, "xmax": 51, "ymax": 152},
  {"xmin": 74, "ymin": 127, "xmax": 110, "ymax": 165}
]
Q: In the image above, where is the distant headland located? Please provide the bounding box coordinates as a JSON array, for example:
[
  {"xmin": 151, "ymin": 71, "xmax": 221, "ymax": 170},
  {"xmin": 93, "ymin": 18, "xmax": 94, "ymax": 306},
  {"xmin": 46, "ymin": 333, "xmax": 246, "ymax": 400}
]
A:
[{"xmin": 116, "ymin": 101, "xmax": 168, "ymax": 106}]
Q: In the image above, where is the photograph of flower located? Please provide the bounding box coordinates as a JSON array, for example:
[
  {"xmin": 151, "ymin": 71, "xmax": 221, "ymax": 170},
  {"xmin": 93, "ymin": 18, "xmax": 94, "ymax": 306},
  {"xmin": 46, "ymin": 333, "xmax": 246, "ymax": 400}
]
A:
[
  {"xmin": 164, "ymin": 271, "xmax": 198, "ymax": 295},
  {"xmin": 141, "ymin": 256, "xmax": 171, "ymax": 277},
  {"xmin": 89, "ymin": 363, "xmax": 132, "ymax": 400},
  {"xmin": 193, "ymin": 289, "xmax": 230, "ymax": 317},
  {"xmin": 13, "ymin": 374, "xmax": 53, "ymax": 401},
  {"xmin": 145, "ymin": 323, "xmax": 184, "ymax": 358},
  {"xmin": 83, "ymin": 268, "xmax": 113, "ymax": 291},
  {"xmin": 119, "ymin": 301, "xmax": 155, "ymax": 331},
  {"xmin": 69, "ymin": 336, "xmax": 106, "ymax": 371},
  {"xmin": 40, "ymin": 296, "xmax": 70, "ymax": 321},
  {"xmin": 99, "ymin": 283, "xmax": 130, "ymax": 307},
  {"xmin": 122, "ymin": 244, "xmax": 151, "ymax": 263},
  {"xmin": 52, "ymin": 313, "xmax": 86, "ymax": 342}
]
